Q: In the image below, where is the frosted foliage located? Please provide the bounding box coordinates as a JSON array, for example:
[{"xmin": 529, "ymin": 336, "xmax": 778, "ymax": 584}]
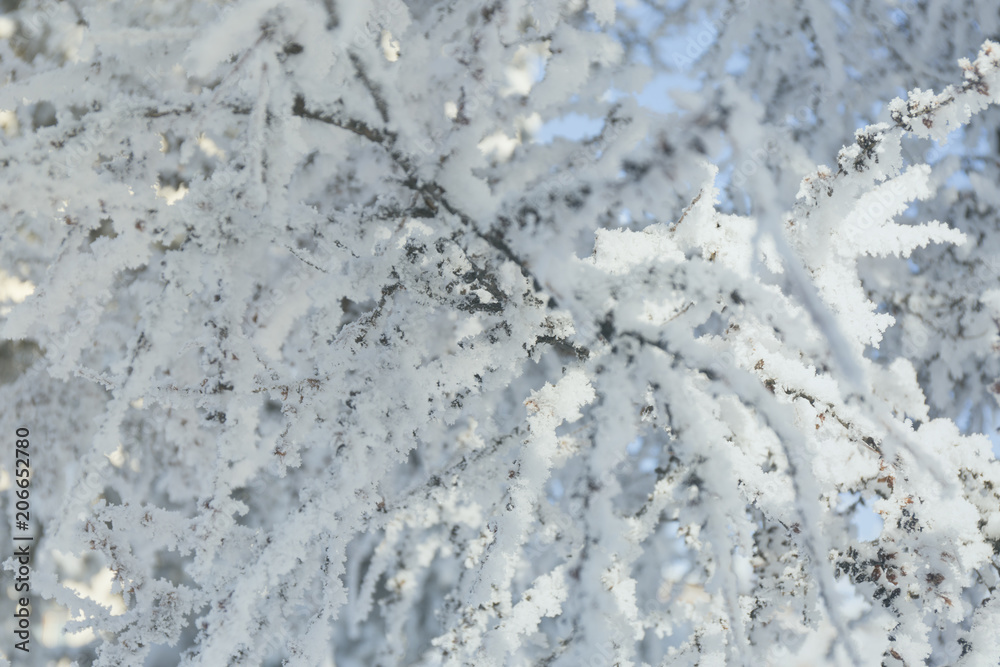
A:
[{"xmin": 0, "ymin": 1, "xmax": 999, "ymax": 666}]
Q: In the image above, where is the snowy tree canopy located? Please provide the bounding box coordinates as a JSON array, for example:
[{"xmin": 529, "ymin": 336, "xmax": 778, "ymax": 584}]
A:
[{"xmin": 2, "ymin": 0, "xmax": 1000, "ymax": 665}]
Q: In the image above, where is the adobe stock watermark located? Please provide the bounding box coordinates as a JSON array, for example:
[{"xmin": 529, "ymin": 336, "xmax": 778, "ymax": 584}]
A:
[
  {"xmin": 961, "ymin": 254, "xmax": 1000, "ymax": 294},
  {"xmin": 730, "ymin": 88, "xmax": 833, "ymax": 192},
  {"xmin": 568, "ymin": 596, "xmax": 670, "ymax": 666},
  {"xmin": 844, "ymin": 173, "xmax": 913, "ymax": 235},
  {"xmin": 208, "ymin": 0, "xmax": 408, "ymax": 68},
  {"xmin": 668, "ymin": 4, "xmax": 910, "ymax": 71},
  {"xmin": 10, "ymin": 0, "xmax": 63, "ymax": 45},
  {"xmin": 521, "ymin": 443, "xmax": 631, "ymax": 562},
  {"xmin": 506, "ymin": 112, "xmax": 636, "ymax": 218},
  {"xmin": 669, "ymin": 0, "xmax": 751, "ymax": 70},
  {"xmin": 338, "ymin": 0, "xmax": 408, "ymax": 60}
]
